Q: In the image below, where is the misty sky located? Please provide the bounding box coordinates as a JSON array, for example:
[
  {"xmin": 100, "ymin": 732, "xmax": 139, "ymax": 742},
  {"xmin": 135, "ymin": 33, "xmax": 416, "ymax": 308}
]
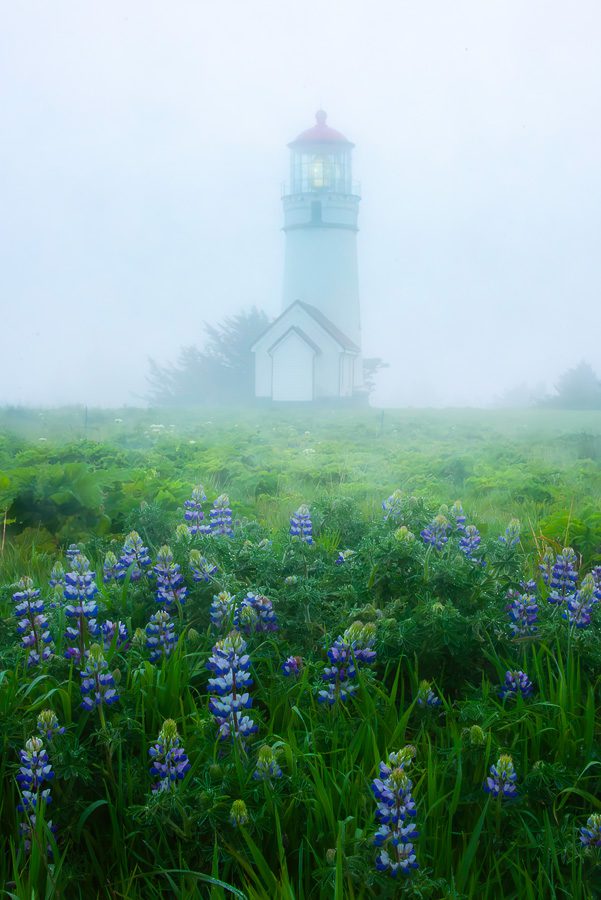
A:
[{"xmin": 1, "ymin": 1, "xmax": 600, "ymax": 407}]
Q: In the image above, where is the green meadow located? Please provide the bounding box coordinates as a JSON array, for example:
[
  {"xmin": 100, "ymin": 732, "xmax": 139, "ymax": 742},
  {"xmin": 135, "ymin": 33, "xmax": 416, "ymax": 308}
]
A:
[{"xmin": 1, "ymin": 406, "xmax": 601, "ymax": 898}]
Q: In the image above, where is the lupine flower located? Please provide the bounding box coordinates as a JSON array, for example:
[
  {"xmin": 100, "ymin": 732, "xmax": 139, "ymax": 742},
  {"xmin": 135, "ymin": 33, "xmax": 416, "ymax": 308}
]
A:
[
  {"xmin": 210, "ymin": 494, "xmax": 234, "ymax": 537},
  {"xmin": 235, "ymin": 592, "xmax": 278, "ymax": 634},
  {"xmin": 64, "ymin": 554, "xmax": 99, "ymax": 664},
  {"xmin": 153, "ymin": 545, "xmax": 188, "ymax": 607},
  {"xmin": 184, "ymin": 485, "xmax": 209, "ymax": 535},
  {"xmin": 116, "ymin": 531, "xmax": 152, "ymax": 582},
  {"xmin": 591, "ymin": 566, "xmax": 601, "ymax": 603},
  {"xmin": 146, "ymin": 610, "xmax": 177, "ymax": 663},
  {"xmin": 148, "ymin": 719, "xmax": 191, "ymax": 793},
  {"xmin": 548, "ymin": 548, "xmax": 578, "ymax": 605},
  {"xmin": 282, "ymin": 655, "xmax": 303, "ymax": 677},
  {"xmin": 417, "ymin": 680, "xmax": 442, "ymax": 708},
  {"xmin": 420, "ymin": 515, "xmax": 451, "ymax": 551},
  {"xmin": 318, "ymin": 623, "xmax": 376, "ymax": 705},
  {"xmin": 49, "ymin": 562, "xmax": 65, "ymax": 589},
  {"xmin": 564, "ymin": 573, "xmax": 596, "ymax": 628},
  {"xmin": 16, "ymin": 737, "xmax": 54, "ymax": 812},
  {"xmin": 371, "ymin": 746, "xmax": 419, "ymax": 877},
  {"xmin": 253, "ymin": 745, "xmax": 282, "ymax": 783},
  {"xmin": 382, "ymin": 489, "xmax": 404, "ymax": 523},
  {"xmin": 580, "ymin": 813, "xmax": 601, "ymax": 848},
  {"xmin": 539, "ymin": 549, "xmax": 555, "ymax": 585},
  {"xmin": 80, "ymin": 644, "xmax": 119, "ymax": 711},
  {"xmin": 499, "ymin": 670, "xmax": 534, "ymax": 700},
  {"xmin": 498, "ymin": 519, "xmax": 521, "ymax": 547},
  {"xmin": 335, "ymin": 549, "xmax": 355, "ymax": 564},
  {"xmin": 459, "ymin": 524, "xmax": 483, "ymax": 562},
  {"xmin": 451, "ymin": 500, "xmax": 466, "ymax": 532},
  {"xmin": 102, "ymin": 552, "xmax": 120, "ymax": 582},
  {"xmin": 289, "ymin": 504, "xmax": 313, "ymax": 544},
  {"xmin": 101, "ymin": 619, "xmax": 129, "ymax": 651},
  {"xmin": 206, "ymin": 631, "xmax": 257, "ymax": 744},
  {"xmin": 484, "ymin": 754, "xmax": 518, "ymax": 799},
  {"xmin": 394, "ymin": 526, "xmax": 415, "ymax": 543},
  {"xmin": 284, "ymin": 575, "xmax": 298, "ymax": 585},
  {"xmin": 13, "ymin": 577, "xmax": 54, "ymax": 667},
  {"xmin": 229, "ymin": 799, "xmax": 249, "ymax": 827},
  {"xmin": 189, "ymin": 549, "xmax": 218, "ymax": 582},
  {"xmin": 37, "ymin": 710, "xmax": 65, "ymax": 742},
  {"xmin": 506, "ymin": 584, "xmax": 538, "ymax": 637},
  {"xmin": 210, "ymin": 591, "xmax": 237, "ymax": 631},
  {"xmin": 66, "ymin": 543, "xmax": 83, "ymax": 563}
]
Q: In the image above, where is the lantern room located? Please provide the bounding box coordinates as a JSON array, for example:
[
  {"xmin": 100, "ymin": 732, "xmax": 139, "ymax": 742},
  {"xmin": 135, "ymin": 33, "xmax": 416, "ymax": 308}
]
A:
[{"xmin": 287, "ymin": 110, "xmax": 356, "ymax": 196}]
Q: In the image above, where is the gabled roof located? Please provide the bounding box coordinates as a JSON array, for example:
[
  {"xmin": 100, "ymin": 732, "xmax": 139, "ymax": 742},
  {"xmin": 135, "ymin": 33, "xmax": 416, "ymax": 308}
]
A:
[
  {"xmin": 267, "ymin": 325, "xmax": 320, "ymax": 356},
  {"xmin": 250, "ymin": 300, "xmax": 359, "ymax": 353}
]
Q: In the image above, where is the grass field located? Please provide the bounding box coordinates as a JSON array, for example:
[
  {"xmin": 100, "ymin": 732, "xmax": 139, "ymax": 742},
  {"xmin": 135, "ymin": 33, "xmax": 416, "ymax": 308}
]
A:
[{"xmin": 1, "ymin": 407, "xmax": 601, "ymax": 898}]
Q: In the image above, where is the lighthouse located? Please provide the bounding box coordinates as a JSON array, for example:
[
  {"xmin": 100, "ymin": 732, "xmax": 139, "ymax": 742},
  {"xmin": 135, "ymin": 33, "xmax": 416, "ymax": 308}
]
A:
[{"xmin": 252, "ymin": 111, "xmax": 364, "ymax": 403}]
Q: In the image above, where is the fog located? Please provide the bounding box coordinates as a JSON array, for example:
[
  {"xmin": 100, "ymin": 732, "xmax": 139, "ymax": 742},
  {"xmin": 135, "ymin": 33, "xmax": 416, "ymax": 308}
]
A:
[{"xmin": 1, "ymin": 0, "xmax": 600, "ymax": 408}]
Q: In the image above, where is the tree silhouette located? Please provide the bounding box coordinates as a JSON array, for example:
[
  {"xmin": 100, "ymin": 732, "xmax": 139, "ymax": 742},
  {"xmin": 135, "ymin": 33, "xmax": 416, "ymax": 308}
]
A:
[
  {"xmin": 549, "ymin": 361, "xmax": 601, "ymax": 409},
  {"xmin": 147, "ymin": 307, "xmax": 271, "ymax": 406}
]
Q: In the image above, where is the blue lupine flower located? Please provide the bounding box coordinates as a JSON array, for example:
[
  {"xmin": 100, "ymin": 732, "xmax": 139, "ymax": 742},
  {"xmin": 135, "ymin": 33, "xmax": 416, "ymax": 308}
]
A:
[
  {"xmin": 229, "ymin": 799, "xmax": 249, "ymax": 827},
  {"xmin": 102, "ymin": 551, "xmax": 120, "ymax": 582},
  {"xmin": 148, "ymin": 719, "xmax": 191, "ymax": 793},
  {"xmin": 49, "ymin": 562, "xmax": 65, "ymax": 589},
  {"xmin": 382, "ymin": 490, "xmax": 404, "ymax": 523},
  {"xmin": 80, "ymin": 644, "xmax": 119, "ymax": 711},
  {"xmin": 416, "ymin": 680, "xmax": 442, "ymax": 708},
  {"xmin": 64, "ymin": 555, "xmax": 99, "ymax": 664},
  {"xmin": 145, "ymin": 610, "xmax": 177, "ymax": 663},
  {"xmin": 210, "ymin": 494, "xmax": 234, "ymax": 537},
  {"xmin": 66, "ymin": 543, "xmax": 83, "ymax": 563},
  {"xmin": 189, "ymin": 549, "xmax": 218, "ymax": 582},
  {"xmin": 564, "ymin": 573, "xmax": 596, "ymax": 628},
  {"xmin": 210, "ymin": 591, "xmax": 237, "ymax": 631},
  {"xmin": 591, "ymin": 566, "xmax": 601, "ymax": 603},
  {"xmin": 37, "ymin": 710, "xmax": 65, "ymax": 742},
  {"xmin": 289, "ymin": 504, "xmax": 313, "ymax": 544},
  {"xmin": 451, "ymin": 500, "xmax": 467, "ymax": 532},
  {"xmin": 420, "ymin": 515, "xmax": 450, "ymax": 551},
  {"xmin": 459, "ymin": 524, "xmax": 483, "ymax": 562},
  {"xmin": 539, "ymin": 549, "xmax": 555, "ymax": 585},
  {"xmin": 253, "ymin": 745, "xmax": 283, "ymax": 783},
  {"xmin": 506, "ymin": 585, "xmax": 538, "ymax": 637},
  {"xmin": 206, "ymin": 631, "xmax": 258, "ymax": 744},
  {"xmin": 499, "ymin": 670, "xmax": 534, "ymax": 700},
  {"xmin": 580, "ymin": 813, "xmax": 601, "ymax": 848},
  {"xmin": 335, "ymin": 549, "xmax": 356, "ymax": 564},
  {"xmin": 101, "ymin": 619, "xmax": 129, "ymax": 651},
  {"xmin": 153, "ymin": 545, "xmax": 188, "ymax": 607},
  {"xmin": 16, "ymin": 736, "xmax": 54, "ymax": 812},
  {"xmin": 548, "ymin": 548, "xmax": 578, "ymax": 605},
  {"xmin": 318, "ymin": 622, "xmax": 376, "ymax": 705},
  {"xmin": 371, "ymin": 746, "xmax": 419, "ymax": 877},
  {"xmin": 484, "ymin": 754, "xmax": 518, "ymax": 799},
  {"xmin": 116, "ymin": 531, "xmax": 152, "ymax": 582},
  {"xmin": 184, "ymin": 485, "xmax": 210, "ymax": 535},
  {"xmin": 13, "ymin": 577, "xmax": 54, "ymax": 667},
  {"xmin": 498, "ymin": 519, "xmax": 521, "ymax": 547},
  {"xmin": 282, "ymin": 655, "xmax": 303, "ymax": 677},
  {"xmin": 235, "ymin": 592, "xmax": 278, "ymax": 634}
]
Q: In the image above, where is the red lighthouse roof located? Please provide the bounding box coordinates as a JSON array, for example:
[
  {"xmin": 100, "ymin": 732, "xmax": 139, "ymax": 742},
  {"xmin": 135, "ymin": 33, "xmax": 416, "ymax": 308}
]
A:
[{"xmin": 289, "ymin": 110, "xmax": 354, "ymax": 148}]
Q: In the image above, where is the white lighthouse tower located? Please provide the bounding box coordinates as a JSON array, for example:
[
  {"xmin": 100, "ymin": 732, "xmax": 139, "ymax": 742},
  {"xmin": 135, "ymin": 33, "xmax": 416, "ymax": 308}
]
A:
[{"xmin": 252, "ymin": 111, "xmax": 364, "ymax": 403}]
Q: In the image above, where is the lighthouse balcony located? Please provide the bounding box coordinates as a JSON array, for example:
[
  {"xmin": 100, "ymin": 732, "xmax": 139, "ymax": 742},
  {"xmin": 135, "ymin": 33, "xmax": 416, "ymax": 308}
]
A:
[{"xmin": 282, "ymin": 180, "xmax": 361, "ymax": 200}]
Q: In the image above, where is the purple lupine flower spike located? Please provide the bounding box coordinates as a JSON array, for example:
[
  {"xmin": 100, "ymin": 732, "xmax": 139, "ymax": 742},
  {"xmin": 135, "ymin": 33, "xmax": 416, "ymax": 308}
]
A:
[
  {"xmin": 420, "ymin": 515, "xmax": 450, "ymax": 550},
  {"xmin": 153, "ymin": 545, "xmax": 188, "ymax": 607},
  {"xmin": 189, "ymin": 549, "xmax": 218, "ymax": 582},
  {"xmin": 210, "ymin": 494, "xmax": 234, "ymax": 537},
  {"xmin": 506, "ymin": 582, "xmax": 538, "ymax": 637},
  {"xmin": 184, "ymin": 485, "xmax": 210, "ymax": 535},
  {"xmin": 580, "ymin": 813, "xmax": 601, "ymax": 847},
  {"xmin": 282, "ymin": 655, "xmax": 303, "ymax": 677},
  {"xmin": 548, "ymin": 547, "xmax": 578, "ymax": 605},
  {"xmin": 206, "ymin": 631, "xmax": 257, "ymax": 745},
  {"xmin": 64, "ymin": 555, "xmax": 99, "ymax": 664},
  {"xmin": 371, "ymin": 746, "xmax": 419, "ymax": 877},
  {"xmin": 290, "ymin": 504, "xmax": 313, "ymax": 544},
  {"xmin": 37, "ymin": 710, "xmax": 65, "ymax": 742},
  {"xmin": 13, "ymin": 577, "xmax": 54, "ymax": 667},
  {"xmin": 484, "ymin": 754, "xmax": 518, "ymax": 799},
  {"xmin": 498, "ymin": 519, "xmax": 521, "ymax": 547},
  {"xmin": 116, "ymin": 531, "xmax": 152, "ymax": 582},
  {"xmin": 148, "ymin": 719, "xmax": 191, "ymax": 793},
  {"xmin": 80, "ymin": 644, "xmax": 119, "ymax": 711},
  {"xmin": 145, "ymin": 609, "xmax": 177, "ymax": 663},
  {"xmin": 499, "ymin": 670, "xmax": 534, "ymax": 700},
  {"xmin": 564, "ymin": 573, "xmax": 596, "ymax": 628}
]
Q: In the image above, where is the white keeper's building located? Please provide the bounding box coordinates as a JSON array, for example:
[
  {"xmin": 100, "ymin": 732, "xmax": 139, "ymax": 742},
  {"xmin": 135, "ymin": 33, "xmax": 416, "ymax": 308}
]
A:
[{"xmin": 251, "ymin": 111, "xmax": 365, "ymax": 403}]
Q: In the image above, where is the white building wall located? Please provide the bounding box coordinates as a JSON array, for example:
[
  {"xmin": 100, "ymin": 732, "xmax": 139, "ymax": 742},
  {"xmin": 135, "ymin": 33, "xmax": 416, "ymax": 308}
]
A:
[{"xmin": 272, "ymin": 332, "xmax": 314, "ymax": 401}]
